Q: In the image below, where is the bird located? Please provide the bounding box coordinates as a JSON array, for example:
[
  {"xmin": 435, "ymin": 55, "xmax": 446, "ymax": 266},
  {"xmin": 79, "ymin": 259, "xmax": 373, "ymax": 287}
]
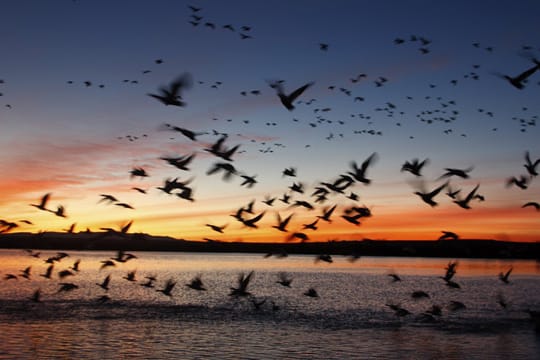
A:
[
  {"xmin": 49, "ymin": 205, "xmax": 67, "ymax": 218},
  {"xmin": 499, "ymin": 267, "xmax": 513, "ymax": 284},
  {"xmin": 20, "ymin": 266, "xmax": 31, "ymax": 280},
  {"xmin": 97, "ymin": 274, "xmax": 111, "ymax": 291},
  {"xmin": 148, "ymin": 73, "xmax": 193, "ymax": 106},
  {"xmin": 40, "ymin": 264, "xmax": 54, "ymax": 279},
  {"xmin": 157, "ymin": 278, "xmax": 176, "ymax": 297},
  {"xmin": 163, "ymin": 124, "xmax": 203, "ymax": 141},
  {"xmin": 287, "ymin": 232, "xmax": 309, "ymax": 242},
  {"xmin": 272, "ymin": 81, "xmax": 314, "ymax": 111},
  {"xmin": 100, "ymin": 260, "xmax": 116, "ymax": 270},
  {"xmin": 347, "ymin": 153, "xmax": 378, "ymax": 184},
  {"xmin": 206, "ymin": 162, "xmax": 238, "ymax": 181},
  {"xmin": 123, "ymin": 270, "xmax": 137, "ymax": 282},
  {"xmin": 70, "ymin": 259, "xmax": 81, "ymax": 272},
  {"xmin": 412, "ymin": 290, "xmax": 430, "ymax": 299},
  {"xmin": 30, "ymin": 193, "xmax": 51, "ymax": 211},
  {"xmin": 439, "ymin": 167, "xmax": 473, "ymax": 179},
  {"xmin": 524, "ymin": 151, "xmax": 540, "ymax": 177},
  {"xmin": 499, "ymin": 59, "xmax": 540, "ymax": 89},
  {"xmin": 130, "ymin": 167, "xmax": 149, "ymax": 179},
  {"xmin": 453, "ymin": 184, "xmax": 480, "ymax": 209},
  {"xmin": 229, "ymin": 271, "xmax": 254, "ymax": 297},
  {"xmin": 160, "ymin": 154, "xmax": 196, "ymax": 171},
  {"xmin": 206, "ymin": 223, "xmax": 227, "ymax": 233},
  {"xmin": 58, "ymin": 269, "xmax": 74, "ymax": 279},
  {"xmin": 507, "ymin": 175, "xmax": 531, "ymax": 190},
  {"xmin": 302, "ymin": 218, "xmax": 319, "ymax": 230},
  {"xmin": 315, "ymin": 254, "xmax": 333, "ymax": 263},
  {"xmin": 186, "ymin": 276, "xmax": 206, "ymax": 291},
  {"xmin": 241, "ymin": 211, "xmax": 265, "ymax": 229},
  {"xmin": 30, "ymin": 289, "xmax": 41, "ymax": 303},
  {"xmin": 438, "ymin": 231, "xmax": 459, "ymax": 241},
  {"xmin": 522, "ymin": 202, "xmax": 540, "ymax": 211},
  {"xmin": 414, "ymin": 181, "xmax": 449, "ymax": 207},
  {"xmin": 388, "ymin": 272, "xmax": 401, "ymax": 282},
  {"xmin": 401, "ymin": 158, "xmax": 429, "ymax": 176},
  {"xmin": 317, "ymin": 205, "xmax": 337, "ymax": 222},
  {"xmin": 441, "ymin": 261, "xmax": 458, "ymax": 282},
  {"xmin": 272, "ymin": 212, "xmax": 293, "ymax": 232},
  {"xmin": 303, "ymin": 288, "xmax": 319, "ymax": 298},
  {"xmin": 58, "ymin": 283, "xmax": 79, "ymax": 292},
  {"xmin": 98, "ymin": 194, "xmax": 118, "ymax": 204}
]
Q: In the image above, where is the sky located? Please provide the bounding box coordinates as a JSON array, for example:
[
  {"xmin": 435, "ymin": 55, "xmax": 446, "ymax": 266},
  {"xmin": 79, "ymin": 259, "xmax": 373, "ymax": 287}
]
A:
[{"xmin": 1, "ymin": 0, "xmax": 540, "ymax": 243}]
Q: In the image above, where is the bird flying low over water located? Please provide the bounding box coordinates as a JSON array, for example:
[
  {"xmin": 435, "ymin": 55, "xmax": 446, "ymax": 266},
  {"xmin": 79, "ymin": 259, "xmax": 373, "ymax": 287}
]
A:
[
  {"xmin": 186, "ymin": 276, "xmax": 206, "ymax": 291},
  {"xmin": 229, "ymin": 271, "xmax": 254, "ymax": 297},
  {"xmin": 157, "ymin": 278, "xmax": 177, "ymax": 297},
  {"xmin": 147, "ymin": 72, "xmax": 193, "ymax": 106},
  {"xmin": 499, "ymin": 267, "xmax": 513, "ymax": 284}
]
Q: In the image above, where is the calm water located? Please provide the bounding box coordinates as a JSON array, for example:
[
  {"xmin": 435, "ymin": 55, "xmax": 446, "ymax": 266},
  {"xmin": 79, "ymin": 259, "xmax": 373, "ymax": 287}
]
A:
[{"xmin": 0, "ymin": 249, "xmax": 539, "ymax": 359}]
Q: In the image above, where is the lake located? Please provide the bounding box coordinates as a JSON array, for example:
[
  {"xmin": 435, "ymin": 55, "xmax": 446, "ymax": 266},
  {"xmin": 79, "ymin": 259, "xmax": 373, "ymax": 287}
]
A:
[{"xmin": 0, "ymin": 249, "xmax": 539, "ymax": 359}]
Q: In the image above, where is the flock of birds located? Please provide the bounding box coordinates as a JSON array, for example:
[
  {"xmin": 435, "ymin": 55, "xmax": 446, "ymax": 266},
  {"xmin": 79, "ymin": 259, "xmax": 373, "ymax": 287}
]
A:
[
  {"xmin": 2, "ymin": 247, "xmax": 535, "ymax": 329},
  {"xmin": 0, "ymin": 4, "xmax": 539, "ymax": 339}
]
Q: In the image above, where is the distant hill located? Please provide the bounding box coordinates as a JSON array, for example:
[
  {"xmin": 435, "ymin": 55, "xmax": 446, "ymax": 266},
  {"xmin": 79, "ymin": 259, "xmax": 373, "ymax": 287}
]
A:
[{"xmin": 0, "ymin": 232, "xmax": 538, "ymax": 259}]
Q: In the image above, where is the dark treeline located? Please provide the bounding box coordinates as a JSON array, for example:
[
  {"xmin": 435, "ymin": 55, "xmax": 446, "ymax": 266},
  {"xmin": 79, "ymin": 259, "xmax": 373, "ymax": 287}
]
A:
[{"xmin": 0, "ymin": 232, "xmax": 538, "ymax": 259}]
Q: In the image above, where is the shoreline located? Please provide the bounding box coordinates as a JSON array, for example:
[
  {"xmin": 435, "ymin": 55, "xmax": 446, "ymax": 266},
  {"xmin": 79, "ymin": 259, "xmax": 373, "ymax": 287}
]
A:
[{"xmin": 1, "ymin": 232, "xmax": 538, "ymax": 259}]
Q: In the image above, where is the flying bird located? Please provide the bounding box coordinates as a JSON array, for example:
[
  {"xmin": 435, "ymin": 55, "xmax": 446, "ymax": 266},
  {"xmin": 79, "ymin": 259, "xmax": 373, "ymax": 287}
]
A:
[
  {"xmin": 271, "ymin": 81, "xmax": 314, "ymax": 111},
  {"xmin": 229, "ymin": 271, "xmax": 254, "ymax": 297},
  {"xmin": 148, "ymin": 73, "xmax": 193, "ymax": 106},
  {"xmin": 499, "ymin": 267, "xmax": 513, "ymax": 284}
]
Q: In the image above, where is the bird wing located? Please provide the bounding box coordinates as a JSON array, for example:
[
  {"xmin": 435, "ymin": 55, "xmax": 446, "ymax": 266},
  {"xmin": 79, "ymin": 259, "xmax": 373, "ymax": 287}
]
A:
[{"xmin": 287, "ymin": 82, "xmax": 314, "ymax": 102}]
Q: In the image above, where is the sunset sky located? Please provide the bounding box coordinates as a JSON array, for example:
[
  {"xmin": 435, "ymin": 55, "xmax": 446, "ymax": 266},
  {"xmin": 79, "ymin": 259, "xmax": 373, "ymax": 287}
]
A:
[{"xmin": 1, "ymin": 0, "xmax": 540, "ymax": 242}]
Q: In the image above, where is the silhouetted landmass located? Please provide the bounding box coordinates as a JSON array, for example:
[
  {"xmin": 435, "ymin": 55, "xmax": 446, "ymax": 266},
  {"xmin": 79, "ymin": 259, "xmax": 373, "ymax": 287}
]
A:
[{"xmin": 0, "ymin": 232, "xmax": 538, "ymax": 259}]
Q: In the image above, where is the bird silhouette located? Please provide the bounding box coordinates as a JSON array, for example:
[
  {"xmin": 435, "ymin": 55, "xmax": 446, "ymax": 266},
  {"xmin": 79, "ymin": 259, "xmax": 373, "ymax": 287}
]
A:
[
  {"xmin": 241, "ymin": 211, "xmax": 265, "ymax": 228},
  {"xmin": 439, "ymin": 167, "xmax": 473, "ymax": 179},
  {"xmin": 522, "ymin": 201, "xmax": 540, "ymax": 211},
  {"xmin": 272, "ymin": 212, "xmax": 293, "ymax": 232},
  {"xmin": 524, "ymin": 151, "xmax": 540, "ymax": 176},
  {"xmin": 347, "ymin": 153, "xmax": 378, "ymax": 184},
  {"xmin": 186, "ymin": 276, "xmax": 206, "ymax": 291},
  {"xmin": 30, "ymin": 289, "xmax": 41, "ymax": 303},
  {"xmin": 453, "ymin": 184, "xmax": 480, "ymax": 209},
  {"xmin": 97, "ymin": 274, "xmax": 111, "ymax": 291},
  {"xmin": 414, "ymin": 181, "xmax": 449, "ymax": 207},
  {"xmin": 438, "ymin": 231, "xmax": 459, "ymax": 241},
  {"xmin": 303, "ymin": 288, "xmax": 319, "ymax": 298},
  {"xmin": 317, "ymin": 204, "xmax": 337, "ymax": 222},
  {"xmin": 499, "ymin": 58, "xmax": 540, "ymax": 89},
  {"xmin": 229, "ymin": 271, "xmax": 254, "ymax": 297},
  {"xmin": 148, "ymin": 73, "xmax": 193, "ymax": 106},
  {"xmin": 123, "ymin": 270, "xmax": 137, "ymax": 282},
  {"xmin": 40, "ymin": 264, "xmax": 54, "ymax": 279},
  {"xmin": 206, "ymin": 223, "xmax": 227, "ymax": 233},
  {"xmin": 401, "ymin": 158, "xmax": 429, "ymax": 176},
  {"xmin": 157, "ymin": 278, "xmax": 176, "ymax": 297},
  {"xmin": 499, "ymin": 266, "xmax": 513, "ymax": 284},
  {"xmin": 58, "ymin": 283, "xmax": 78, "ymax": 292},
  {"xmin": 272, "ymin": 81, "xmax": 314, "ymax": 111},
  {"xmin": 30, "ymin": 193, "xmax": 51, "ymax": 211}
]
